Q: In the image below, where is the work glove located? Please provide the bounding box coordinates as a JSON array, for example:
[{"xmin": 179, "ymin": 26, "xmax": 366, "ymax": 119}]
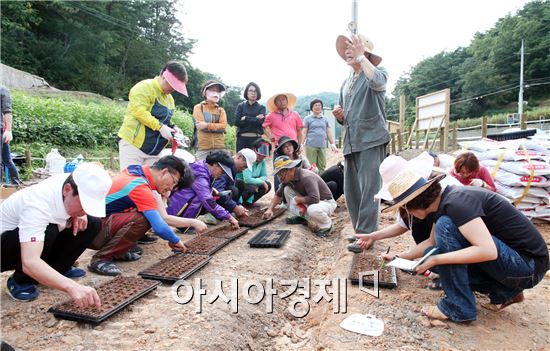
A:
[{"xmin": 159, "ymin": 124, "xmax": 175, "ymax": 141}]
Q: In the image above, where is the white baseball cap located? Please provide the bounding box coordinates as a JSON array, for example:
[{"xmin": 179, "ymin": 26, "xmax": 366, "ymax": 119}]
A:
[
  {"xmin": 72, "ymin": 163, "xmax": 112, "ymax": 217},
  {"xmin": 238, "ymin": 148, "xmax": 257, "ymax": 170}
]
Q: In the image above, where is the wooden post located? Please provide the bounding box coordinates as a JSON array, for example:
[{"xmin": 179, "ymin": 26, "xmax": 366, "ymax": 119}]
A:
[
  {"xmin": 439, "ymin": 128, "xmax": 444, "ymax": 151},
  {"xmin": 396, "ymin": 128, "xmax": 403, "ymax": 152},
  {"xmin": 415, "ymin": 129, "xmax": 420, "ymax": 149},
  {"xmin": 399, "ymin": 95, "xmax": 405, "ymax": 131},
  {"xmin": 520, "ymin": 113, "xmax": 527, "ymax": 130},
  {"xmin": 452, "ymin": 122, "xmax": 458, "ymax": 151},
  {"xmin": 481, "ymin": 116, "xmax": 488, "ymax": 138},
  {"xmin": 390, "ymin": 132, "xmax": 396, "ymax": 154},
  {"xmin": 442, "ymin": 89, "xmax": 450, "ymax": 152},
  {"xmin": 25, "ymin": 147, "xmax": 32, "ymax": 167},
  {"xmin": 109, "ymin": 152, "xmax": 116, "ymax": 170}
]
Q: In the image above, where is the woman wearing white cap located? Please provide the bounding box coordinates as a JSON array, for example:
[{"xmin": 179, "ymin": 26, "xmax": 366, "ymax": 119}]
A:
[{"xmin": 117, "ymin": 60, "xmax": 189, "ymax": 170}]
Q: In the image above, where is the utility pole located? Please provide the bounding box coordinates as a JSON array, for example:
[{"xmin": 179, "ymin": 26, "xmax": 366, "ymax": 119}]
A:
[
  {"xmin": 518, "ymin": 40, "xmax": 524, "ymax": 115},
  {"xmin": 349, "ymin": 0, "xmax": 358, "ymax": 34}
]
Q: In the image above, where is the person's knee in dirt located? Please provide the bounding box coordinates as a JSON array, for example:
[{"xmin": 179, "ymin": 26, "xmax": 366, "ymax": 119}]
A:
[
  {"xmin": 264, "ymin": 156, "xmax": 336, "ymax": 238},
  {"xmin": 0, "ymin": 163, "xmax": 111, "ymax": 306},
  {"xmin": 377, "ymin": 166, "xmax": 548, "ymax": 323},
  {"xmin": 89, "ymin": 156, "xmax": 193, "ymax": 276}
]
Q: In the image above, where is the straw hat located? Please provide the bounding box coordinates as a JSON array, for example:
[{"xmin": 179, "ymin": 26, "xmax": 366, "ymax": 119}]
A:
[
  {"xmin": 266, "ymin": 93, "xmax": 297, "ymax": 113},
  {"xmin": 273, "ymin": 155, "xmax": 302, "ymax": 175},
  {"xmin": 335, "ymin": 34, "xmax": 382, "ymax": 66},
  {"xmin": 375, "ymin": 152, "xmax": 435, "ymax": 201},
  {"xmin": 381, "ymin": 168, "xmax": 445, "ymax": 213}
]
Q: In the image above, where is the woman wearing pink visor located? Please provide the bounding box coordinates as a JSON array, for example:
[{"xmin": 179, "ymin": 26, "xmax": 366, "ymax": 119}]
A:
[{"xmin": 117, "ymin": 60, "xmax": 189, "ymax": 170}]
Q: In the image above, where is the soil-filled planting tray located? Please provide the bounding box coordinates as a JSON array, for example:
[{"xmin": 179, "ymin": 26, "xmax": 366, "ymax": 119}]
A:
[
  {"xmin": 349, "ymin": 253, "xmax": 398, "ymax": 289},
  {"xmin": 248, "ymin": 229, "xmax": 291, "ymax": 248},
  {"xmin": 138, "ymin": 253, "xmax": 211, "ymax": 282},
  {"xmin": 48, "ymin": 276, "xmax": 160, "ymax": 324},
  {"xmin": 238, "ymin": 207, "xmax": 286, "ymax": 228},
  {"xmin": 204, "ymin": 224, "xmax": 249, "ymax": 241},
  {"xmin": 183, "ymin": 236, "xmax": 230, "ymax": 255}
]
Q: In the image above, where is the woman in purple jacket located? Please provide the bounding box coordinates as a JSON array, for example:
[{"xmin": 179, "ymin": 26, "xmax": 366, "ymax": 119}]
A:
[{"xmin": 167, "ymin": 151, "xmax": 240, "ymax": 229}]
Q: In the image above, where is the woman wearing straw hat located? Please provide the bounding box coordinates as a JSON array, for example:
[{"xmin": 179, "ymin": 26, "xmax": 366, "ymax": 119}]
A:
[
  {"xmin": 262, "ymin": 92, "xmax": 303, "ymax": 147},
  {"xmin": 379, "ymin": 167, "xmax": 548, "ymax": 322},
  {"xmin": 332, "ymin": 34, "xmax": 390, "ymax": 251}
]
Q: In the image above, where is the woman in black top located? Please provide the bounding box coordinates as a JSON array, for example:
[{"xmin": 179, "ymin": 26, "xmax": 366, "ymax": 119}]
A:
[{"xmin": 234, "ymin": 82, "xmax": 266, "ymax": 151}]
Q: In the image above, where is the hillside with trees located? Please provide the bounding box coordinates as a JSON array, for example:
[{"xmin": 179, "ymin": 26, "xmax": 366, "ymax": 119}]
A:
[{"xmin": 387, "ymin": 1, "xmax": 550, "ymax": 124}]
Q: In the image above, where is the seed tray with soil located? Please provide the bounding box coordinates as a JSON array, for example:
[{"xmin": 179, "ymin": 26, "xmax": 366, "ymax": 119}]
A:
[
  {"xmin": 238, "ymin": 207, "xmax": 286, "ymax": 228},
  {"xmin": 248, "ymin": 229, "xmax": 291, "ymax": 248},
  {"xmin": 183, "ymin": 236, "xmax": 230, "ymax": 255},
  {"xmin": 138, "ymin": 253, "xmax": 211, "ymax": 282},
  {"xmin": 48, "ymin": 276, "xmax": 160, "ymax": 324},
  {"xmin": 204, "ymin": 224, "xmax": 249, "ymax": 241},
  {"xmin": 348, "ymin": 253, "xmax": 398, "ymax": 289}
]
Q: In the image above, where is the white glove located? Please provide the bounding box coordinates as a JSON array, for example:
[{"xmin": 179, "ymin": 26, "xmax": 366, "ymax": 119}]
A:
[
  {"xmin": 3, "ymin": 130, "xmax": 13, "ymax": 144},
  {"xmin": 469, "ymin": 178, "xmax": 484, "ymax": 187},
  {"xmin": 159, "ymin": 124, "xmax": 174, "ymax": 141}
]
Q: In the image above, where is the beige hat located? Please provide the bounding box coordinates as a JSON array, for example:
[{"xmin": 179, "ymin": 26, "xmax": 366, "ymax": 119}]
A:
[
  {"xmin": 381, "ymin": 168, "xmax": 445, "ymax": 213},
  {"xmin": 335, "ymin": 34, "xmax": 382, "ymax": 66},
  {"xmin": 266, "ymin": 93, "xmax": 297, "ymax": 113}
]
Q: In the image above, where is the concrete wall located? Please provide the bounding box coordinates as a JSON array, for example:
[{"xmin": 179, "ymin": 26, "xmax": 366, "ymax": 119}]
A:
[{"xmin": 0, "ymin": 63, "xmax": 58, "ymax": 90}]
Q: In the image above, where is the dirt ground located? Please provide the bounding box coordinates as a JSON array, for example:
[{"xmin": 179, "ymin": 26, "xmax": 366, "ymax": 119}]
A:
[{"xmin": 1, "ymin": 153, "xmax": 549, "ymax": 351}]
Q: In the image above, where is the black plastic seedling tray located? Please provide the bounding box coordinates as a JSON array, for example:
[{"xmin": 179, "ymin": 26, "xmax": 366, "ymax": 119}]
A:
[
  {"xmin": 248, "ymin": 229, "xmax": 291, "ymax": 248},
  {"xmin": 183, "ymin": 236, "xmax": 230, "ymax": 255},
  {"xmin": 138, "ymin": 253, "xmax": 211, "ymax": 283},
  {"xmin": 204, "ymin": 224, "xmax": 249, "ymax": 241},
  {"xmin": 238, "ymin": 207, "xmax": 286, "ymax": 228},
  {"xmin": 48, "ymin": 276, "xmax": 160, "ymax": 324},
  {"xmin": 348, "ymin": 253, "xmax": 398, "ymax": 289}
]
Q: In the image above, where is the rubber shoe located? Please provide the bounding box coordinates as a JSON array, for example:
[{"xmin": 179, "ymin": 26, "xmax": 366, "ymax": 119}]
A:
[
  {"xmin": 6, "ymin": 276, "xmax": 39, "ymax": 302},
  {"xmin": 88, "ymin": 260, "xmax": 122, "ymax": 276},
  {"xmin": 346, "ymin": 235, "xmax": 356, "ymax": 243},
  {"xmin": 137, "ymin": 235, "xmax": 158, "ymax": 244},
  {"xmin": 347, "ymin": 241, "xmax": 363, "ymax": 253},
  {"xmin": 286, "ymin": 216, "xmax": 308, "ymax": 225},
  {"xmin": 63, "ymin": 266, "xmax": 86, "ymax": 279},
  {"xmin": 316, "ymin": 226, "xmax": 332, "ymax": 238},
  {"xmin": 129, "ymin": 245, "xmax": 143, "ymax": 255}
]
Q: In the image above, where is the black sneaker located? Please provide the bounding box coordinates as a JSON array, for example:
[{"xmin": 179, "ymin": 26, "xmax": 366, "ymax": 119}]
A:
[
  {"xmin": 316, "ymin": 226, "xmax": 332, "ymax": 238},
  {"xmin": 347, "ymin": 241, "xmax": 363, "ymax": 253},
  {"xmin": 137, "ymin": 235, "xmax": 158, "ymax": 244}
]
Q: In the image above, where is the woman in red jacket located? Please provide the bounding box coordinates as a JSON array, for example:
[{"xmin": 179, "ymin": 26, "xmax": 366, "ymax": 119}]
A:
[{"xmin": 450, "ymin": 152, "xmax": 496, "ymax": 192}]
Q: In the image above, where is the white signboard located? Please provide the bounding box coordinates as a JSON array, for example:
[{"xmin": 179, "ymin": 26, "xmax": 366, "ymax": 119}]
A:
[{"xmin": 416, "ymin": 89, "xmax": 449, "ymax": 131}]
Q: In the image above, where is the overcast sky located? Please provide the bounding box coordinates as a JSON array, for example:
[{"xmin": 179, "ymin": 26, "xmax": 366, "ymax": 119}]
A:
[{"xmin": 178, "ymin": 0, "xmax": 529, "ymax": 101}]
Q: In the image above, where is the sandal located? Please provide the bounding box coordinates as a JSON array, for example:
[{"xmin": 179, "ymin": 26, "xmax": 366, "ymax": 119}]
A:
[
  {"xmin": 113, "ymin": 251, "xmax": 141, "ymax": 262},
  {"xmin": 481, "ymin": 292, "xmax": 524, "ymax": 312},
  {"xmin": 427, "ymin": 278, "xmax": 442, "ymax": 291},
  {"xmin": 88, "ymin": 260, "xmax": 122, "ymax": 276},
  {"xmin": 6, "ymin": 276, "xmax": 39, "ymax": 302},
  {"xmin": 421, "ymin": 305, "xmax": 449, "ymax": 321}
]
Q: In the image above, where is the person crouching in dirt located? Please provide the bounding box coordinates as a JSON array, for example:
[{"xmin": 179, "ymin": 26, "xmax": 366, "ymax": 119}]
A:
[
  {"xmin": 88, "ymin": 156, "xmax": 191, "ymax": 276},
  {"xmin": 235, "ymin": 138, "xmax": 272, "ymax": 208},
  {"xmin": 263, "ymin": 156, "xmax": 337, "ymax": 237},
  {"xmin": 320, "ymin": 160, "xmax": 344, "ymax": 201},
  {"xmin": 209, "ymin": 148, "xmax": 257, "ymax": 223},
  {"xmin": 379, "ymin": 167, "xmax": 549, "ymax": 323},
  {"xmin": 166, "ymin": 151, "xmax": 241, "ymax": 230},
  {"xmin": 1, "ymin": 163, "xmax": 111, "ymax": 304}
]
